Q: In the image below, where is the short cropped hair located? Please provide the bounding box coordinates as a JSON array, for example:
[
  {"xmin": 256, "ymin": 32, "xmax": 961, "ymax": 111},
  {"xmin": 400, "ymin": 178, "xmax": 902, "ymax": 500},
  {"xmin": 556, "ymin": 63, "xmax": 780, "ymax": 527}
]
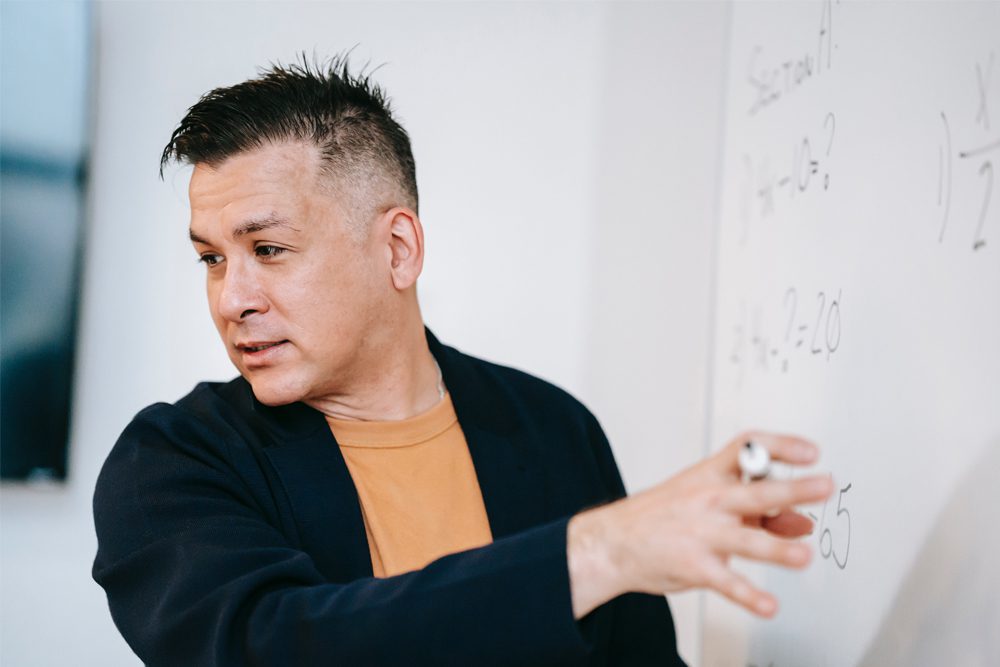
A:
[{"xmin": 160, "ymin": 55, "xmax": 418, "ymax": 225}]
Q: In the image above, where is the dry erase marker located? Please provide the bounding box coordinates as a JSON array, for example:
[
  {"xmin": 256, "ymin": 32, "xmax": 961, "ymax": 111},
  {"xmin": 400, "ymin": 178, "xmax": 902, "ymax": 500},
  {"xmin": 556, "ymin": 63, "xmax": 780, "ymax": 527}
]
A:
[{"xmin": 738, "ymin": 440, "xmax": 771, "ymax": 482}]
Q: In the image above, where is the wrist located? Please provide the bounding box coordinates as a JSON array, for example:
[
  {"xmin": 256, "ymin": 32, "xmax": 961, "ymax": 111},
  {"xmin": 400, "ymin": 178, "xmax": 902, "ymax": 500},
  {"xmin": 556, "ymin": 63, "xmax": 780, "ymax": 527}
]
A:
[{"xmin": 566, "ymin": 503, "xmax": 627, "ymax": 619}]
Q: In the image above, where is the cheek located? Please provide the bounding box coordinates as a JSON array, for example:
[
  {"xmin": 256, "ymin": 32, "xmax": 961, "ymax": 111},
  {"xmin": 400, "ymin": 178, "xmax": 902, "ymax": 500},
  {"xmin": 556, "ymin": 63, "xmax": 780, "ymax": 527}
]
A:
[
  {"xmin": 303, "ymin": 255, "xmax": 370, "ymax": 306},
  {"xmin": 279, "ymin": 247, "xmax": 388, "ymax": 341}
]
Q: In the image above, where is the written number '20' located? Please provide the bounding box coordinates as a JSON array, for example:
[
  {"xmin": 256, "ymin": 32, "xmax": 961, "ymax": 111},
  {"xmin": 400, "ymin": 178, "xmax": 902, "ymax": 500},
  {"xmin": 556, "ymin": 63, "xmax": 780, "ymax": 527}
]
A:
[
  {"xmin": 783, "ymin": 288, "xmax": 842, "ymax": 361},
  {"xmin": 811, "ymin": 291, "xmax": 841, "ymax": 359}
]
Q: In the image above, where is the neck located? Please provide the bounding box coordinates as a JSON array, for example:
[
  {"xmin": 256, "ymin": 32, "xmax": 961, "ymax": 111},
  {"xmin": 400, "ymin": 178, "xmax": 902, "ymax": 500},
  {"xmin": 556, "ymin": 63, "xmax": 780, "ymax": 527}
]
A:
[{"xmin": 305, "ymin": 319, "xmax": 442, "ymax": 422}]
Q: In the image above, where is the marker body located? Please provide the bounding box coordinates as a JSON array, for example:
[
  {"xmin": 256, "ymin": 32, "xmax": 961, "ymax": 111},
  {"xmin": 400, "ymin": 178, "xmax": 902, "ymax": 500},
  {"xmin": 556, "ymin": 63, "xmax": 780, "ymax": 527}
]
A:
[{"xmin": 738, "ymin": 440, "xmax": 771, "ymax": 481}]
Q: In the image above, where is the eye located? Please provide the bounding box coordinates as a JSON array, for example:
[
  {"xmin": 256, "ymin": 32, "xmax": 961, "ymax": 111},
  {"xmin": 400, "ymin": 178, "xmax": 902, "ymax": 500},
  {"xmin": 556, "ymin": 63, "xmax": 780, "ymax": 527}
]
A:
[
  {"xmin": 255, "ymin": 245, "xmax": 287, "ymax": 259},
  {"xmin": 198, "ymin": 253, "xmax": 223, "ymax": 267}
]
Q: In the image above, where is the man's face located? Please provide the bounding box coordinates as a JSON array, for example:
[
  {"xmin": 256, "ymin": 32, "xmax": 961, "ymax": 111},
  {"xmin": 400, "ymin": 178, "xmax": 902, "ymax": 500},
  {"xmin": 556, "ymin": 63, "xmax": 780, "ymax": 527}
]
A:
[{"xmin": 188, "ymin": 141, "xmax": 388, "ymax": 406}]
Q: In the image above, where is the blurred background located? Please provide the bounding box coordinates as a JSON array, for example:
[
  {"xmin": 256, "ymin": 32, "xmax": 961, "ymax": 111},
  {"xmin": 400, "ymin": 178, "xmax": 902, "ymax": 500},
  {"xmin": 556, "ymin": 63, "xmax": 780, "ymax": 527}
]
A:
[{"xmin": 0, "ymin": 1, "xmax": 727, "ymax": 664}]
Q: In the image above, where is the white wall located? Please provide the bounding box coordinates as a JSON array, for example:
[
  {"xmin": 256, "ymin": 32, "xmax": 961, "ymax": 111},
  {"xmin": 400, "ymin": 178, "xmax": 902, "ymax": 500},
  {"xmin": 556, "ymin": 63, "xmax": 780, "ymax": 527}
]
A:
[
  {"xmin": 584, "ymin": 6, "xmax": 729, "ymax": 663},
  {"xmin": 0, "ymin": 2, "xmax": 727, "ymax": 665}
]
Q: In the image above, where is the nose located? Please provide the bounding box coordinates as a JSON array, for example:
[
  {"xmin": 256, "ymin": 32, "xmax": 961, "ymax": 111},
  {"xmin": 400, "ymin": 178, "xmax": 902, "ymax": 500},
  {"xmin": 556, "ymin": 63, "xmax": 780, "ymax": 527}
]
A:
[{"xmin": 215, "ymin": 260, "xmax": 268, "ymax": 323}]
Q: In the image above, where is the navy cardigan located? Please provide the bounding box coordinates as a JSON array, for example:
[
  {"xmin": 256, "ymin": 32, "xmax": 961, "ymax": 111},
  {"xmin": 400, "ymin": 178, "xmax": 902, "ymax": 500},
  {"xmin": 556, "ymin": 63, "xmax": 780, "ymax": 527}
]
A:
[{"xmin": 93, "ymin": 330, "xmax": 683, "ymax": 665}]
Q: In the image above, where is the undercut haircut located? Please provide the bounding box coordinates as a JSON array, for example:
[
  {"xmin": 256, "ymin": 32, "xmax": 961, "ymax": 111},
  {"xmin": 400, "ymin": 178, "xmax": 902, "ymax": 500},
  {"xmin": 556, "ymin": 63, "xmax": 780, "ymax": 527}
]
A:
[{"xmin": 160, "ymin": 54, "xmax": 418, "ymax": 227}]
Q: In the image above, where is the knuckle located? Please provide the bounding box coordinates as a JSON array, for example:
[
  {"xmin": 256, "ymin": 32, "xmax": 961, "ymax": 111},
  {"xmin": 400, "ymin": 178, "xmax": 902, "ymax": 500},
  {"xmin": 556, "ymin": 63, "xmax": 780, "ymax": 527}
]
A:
[{"xmin": 703, "ymin": 489, "xmax": 727, "ymax": 511}]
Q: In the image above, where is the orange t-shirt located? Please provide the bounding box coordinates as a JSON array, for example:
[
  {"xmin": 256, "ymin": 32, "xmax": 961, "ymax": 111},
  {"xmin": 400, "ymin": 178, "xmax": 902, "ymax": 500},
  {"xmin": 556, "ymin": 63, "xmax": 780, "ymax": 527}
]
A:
[{"xmin": 326, "ymin": 393, "xmax": 493, "ymax": 578}]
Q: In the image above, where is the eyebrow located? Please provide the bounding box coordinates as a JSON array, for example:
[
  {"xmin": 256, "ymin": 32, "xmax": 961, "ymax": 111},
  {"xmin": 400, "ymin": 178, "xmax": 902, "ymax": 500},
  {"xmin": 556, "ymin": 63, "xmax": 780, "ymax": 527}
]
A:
[{"xmin": 189, "ymin": 214, "xmax": 300, "ymax": 245}]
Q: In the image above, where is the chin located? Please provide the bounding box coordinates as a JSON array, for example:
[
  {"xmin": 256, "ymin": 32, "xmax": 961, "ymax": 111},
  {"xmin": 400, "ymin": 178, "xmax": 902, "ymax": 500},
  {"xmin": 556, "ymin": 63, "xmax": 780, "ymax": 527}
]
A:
[{"xmin": 244, "ymin": 373, "xmax": 310, "ymax": 407}]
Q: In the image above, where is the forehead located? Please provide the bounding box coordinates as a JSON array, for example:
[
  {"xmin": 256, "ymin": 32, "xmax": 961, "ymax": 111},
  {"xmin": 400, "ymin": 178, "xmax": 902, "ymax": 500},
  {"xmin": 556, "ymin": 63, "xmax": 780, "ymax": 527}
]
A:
[{"xmin": 188, "ymin": 141, "xmax": 326, "ymax": 227}]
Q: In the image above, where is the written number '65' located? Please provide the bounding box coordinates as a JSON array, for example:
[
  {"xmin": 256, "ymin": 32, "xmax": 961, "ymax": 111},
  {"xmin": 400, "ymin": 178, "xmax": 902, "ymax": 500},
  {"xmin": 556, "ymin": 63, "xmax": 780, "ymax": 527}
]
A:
[{"xmin": 816, "ymin": 483, "xmax": 852, "ymax": 569}]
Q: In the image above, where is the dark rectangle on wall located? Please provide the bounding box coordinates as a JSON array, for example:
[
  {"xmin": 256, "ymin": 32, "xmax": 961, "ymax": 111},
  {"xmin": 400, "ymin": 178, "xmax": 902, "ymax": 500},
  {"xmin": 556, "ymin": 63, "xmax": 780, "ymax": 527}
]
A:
[{"xmin": 1, "ymin": 2, "xmax": 91, "ymax": 481}]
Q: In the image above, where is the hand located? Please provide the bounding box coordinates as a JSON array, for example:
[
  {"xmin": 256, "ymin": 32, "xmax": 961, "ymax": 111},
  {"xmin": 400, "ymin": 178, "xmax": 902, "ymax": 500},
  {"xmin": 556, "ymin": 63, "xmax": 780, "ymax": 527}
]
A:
[{"xmin": 567, "ymin": 433, "xmax": 834, "ymax": 619}]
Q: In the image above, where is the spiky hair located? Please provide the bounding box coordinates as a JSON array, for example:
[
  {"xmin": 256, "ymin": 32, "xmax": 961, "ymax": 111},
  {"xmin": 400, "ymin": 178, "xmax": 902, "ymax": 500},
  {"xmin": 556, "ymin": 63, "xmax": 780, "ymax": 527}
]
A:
[{"xmin": 161, "ymin": 53, "xmax": 418, "ymax": 217}]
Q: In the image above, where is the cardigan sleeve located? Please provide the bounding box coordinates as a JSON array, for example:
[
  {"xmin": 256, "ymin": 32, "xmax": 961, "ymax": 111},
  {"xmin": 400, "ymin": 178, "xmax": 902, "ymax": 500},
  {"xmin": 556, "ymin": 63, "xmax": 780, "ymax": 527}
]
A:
[{"xmin": 92, "ymin": 404, "xmax": 592, "ymax": 667}]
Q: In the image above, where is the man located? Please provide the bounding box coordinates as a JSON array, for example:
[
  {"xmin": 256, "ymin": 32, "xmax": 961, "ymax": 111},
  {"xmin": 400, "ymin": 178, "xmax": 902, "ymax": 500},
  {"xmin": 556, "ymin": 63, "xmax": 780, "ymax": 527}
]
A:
[{"xmin": 92, "ymin": 58, "xmax": 832, "ymax": 666}]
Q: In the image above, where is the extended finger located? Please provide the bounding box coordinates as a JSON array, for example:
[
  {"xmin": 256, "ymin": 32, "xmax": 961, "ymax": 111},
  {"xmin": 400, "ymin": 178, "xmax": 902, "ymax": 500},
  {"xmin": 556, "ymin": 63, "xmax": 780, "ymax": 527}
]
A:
[
  {"xmin": 722, "ymin": 475, "xmax": 834, "ymax": 516},
  {"xmin": 709, "ymin": 524, "xmax": 811, "ymax": 569},
  {"xmin": 721, "ymin": 432, "xmax": 820, "ymax": 474},
  {"xmin": 702, "ymin": 560, "xmax": 778, "ymax": 618}
]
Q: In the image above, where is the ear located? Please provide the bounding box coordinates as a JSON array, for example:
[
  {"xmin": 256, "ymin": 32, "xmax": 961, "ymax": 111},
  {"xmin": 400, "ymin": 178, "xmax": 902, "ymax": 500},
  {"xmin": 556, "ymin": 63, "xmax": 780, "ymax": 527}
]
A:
[{"xmin": 385, "ymin": 207, "xmax": 424, "ymax": 290}]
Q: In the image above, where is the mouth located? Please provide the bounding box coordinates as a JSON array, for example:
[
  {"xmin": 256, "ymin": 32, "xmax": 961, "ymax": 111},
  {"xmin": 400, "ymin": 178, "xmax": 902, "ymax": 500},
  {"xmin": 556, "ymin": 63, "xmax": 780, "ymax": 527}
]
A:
[
  {"xmin": 238, "ymin": 340, "xmax": 287, "ymax": 353},
  {"xmin": 235, "ymin": 340, "xmax": 290, "ymax": 364}
]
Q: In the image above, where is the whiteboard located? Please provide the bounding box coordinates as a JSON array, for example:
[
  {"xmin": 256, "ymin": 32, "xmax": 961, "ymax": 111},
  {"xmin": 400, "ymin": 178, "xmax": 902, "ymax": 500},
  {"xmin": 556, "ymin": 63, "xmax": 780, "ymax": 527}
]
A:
[{"xmin": 704, "ymin": 2, "xmax": 1000, "ymax": 666}]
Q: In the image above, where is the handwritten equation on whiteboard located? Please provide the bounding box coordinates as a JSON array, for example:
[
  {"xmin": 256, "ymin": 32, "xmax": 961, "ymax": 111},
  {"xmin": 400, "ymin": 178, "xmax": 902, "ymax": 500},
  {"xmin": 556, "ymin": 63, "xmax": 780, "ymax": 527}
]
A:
[
  {"xmin": 939, "ymin": 51, "xmax": 997, "ymax": 252},
  {"xmin": 739, "ymin": 0, "xmax": 840, "ymax": 245},
  {"xmin": 740, "ymin": 112, "xmax": 836, "ymax": 241},
  {"xmin": 739, "ymin": 0, "xmax": 996, "ymax": 252},
  {"xmin": 728, "ymin": 287, "xmax": 842, "ymax": 385}
]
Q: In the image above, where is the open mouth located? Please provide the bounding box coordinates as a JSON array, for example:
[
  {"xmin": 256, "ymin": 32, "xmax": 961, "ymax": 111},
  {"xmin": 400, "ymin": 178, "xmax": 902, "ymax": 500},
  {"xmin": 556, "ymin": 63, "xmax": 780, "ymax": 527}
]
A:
[{"xmin": 238, "ymin": 340, "xmax": 288, "ymax": 353}]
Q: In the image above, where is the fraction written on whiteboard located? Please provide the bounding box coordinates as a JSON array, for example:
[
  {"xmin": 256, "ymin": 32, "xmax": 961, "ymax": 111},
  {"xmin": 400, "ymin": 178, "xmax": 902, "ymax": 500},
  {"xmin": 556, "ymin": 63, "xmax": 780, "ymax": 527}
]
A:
[{"xmin": 937, "ymin": 50, "xmax": 996, "ymax": 252}]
